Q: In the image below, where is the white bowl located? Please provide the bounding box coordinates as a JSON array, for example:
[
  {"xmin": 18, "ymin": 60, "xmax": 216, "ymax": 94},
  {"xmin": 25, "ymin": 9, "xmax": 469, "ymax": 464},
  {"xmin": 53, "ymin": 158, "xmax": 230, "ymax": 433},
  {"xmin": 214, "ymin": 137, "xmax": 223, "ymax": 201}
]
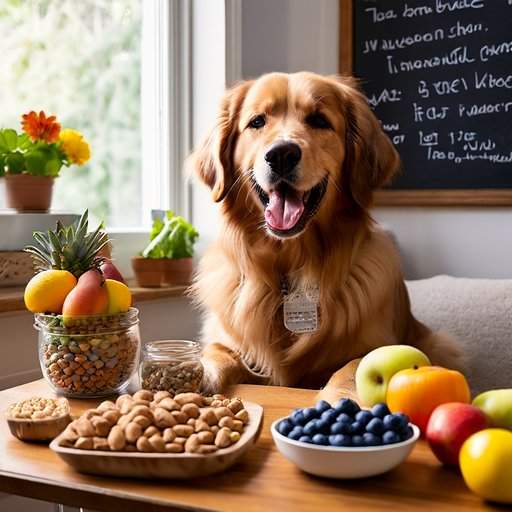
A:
[{"xmin": 271, "ymin": 418, "xmax": 420, "ymax": 479}]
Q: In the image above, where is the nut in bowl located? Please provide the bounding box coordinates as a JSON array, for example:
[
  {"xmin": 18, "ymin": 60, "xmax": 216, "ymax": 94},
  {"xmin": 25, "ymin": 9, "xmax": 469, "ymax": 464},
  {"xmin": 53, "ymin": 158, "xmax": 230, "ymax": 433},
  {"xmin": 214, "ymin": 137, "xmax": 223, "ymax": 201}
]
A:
[
  {"xmin": 6, "ymin": 397, "xmax": 71, "ymax": 442},
  {"xmin": 50, "ymin": 391, "xmax": 264, "ymax": 479},
  {"xmin": 271, "ymin": 399, "xmax": 420, "ymax": 479}
]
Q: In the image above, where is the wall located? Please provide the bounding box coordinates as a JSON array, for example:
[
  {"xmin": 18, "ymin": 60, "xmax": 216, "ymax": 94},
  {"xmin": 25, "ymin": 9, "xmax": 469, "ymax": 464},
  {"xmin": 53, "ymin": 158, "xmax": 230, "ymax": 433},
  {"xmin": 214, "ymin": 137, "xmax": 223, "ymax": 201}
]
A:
[{"xmin": 240, "ymin": 0, "xmax": 511, "ymax": 280}]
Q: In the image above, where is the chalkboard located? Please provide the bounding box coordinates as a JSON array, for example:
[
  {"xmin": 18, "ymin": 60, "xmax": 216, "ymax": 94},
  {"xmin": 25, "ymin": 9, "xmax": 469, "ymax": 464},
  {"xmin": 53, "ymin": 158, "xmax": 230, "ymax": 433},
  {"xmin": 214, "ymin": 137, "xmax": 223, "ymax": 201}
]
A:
[{"xmin": 340, "ymin": 0, "xmax": 512, "ymax": 205}]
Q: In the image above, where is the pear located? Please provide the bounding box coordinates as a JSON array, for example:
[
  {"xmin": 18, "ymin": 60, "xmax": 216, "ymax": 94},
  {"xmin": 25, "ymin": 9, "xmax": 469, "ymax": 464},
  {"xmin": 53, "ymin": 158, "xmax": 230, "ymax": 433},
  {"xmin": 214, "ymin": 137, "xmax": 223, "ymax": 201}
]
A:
[
  {"xmin": 473, "ymin": 389, "xmax": 512, "ymax": 429},
  {"xmin": 62, "ymin": 269, "xmax": 108, "ymax": 320}
]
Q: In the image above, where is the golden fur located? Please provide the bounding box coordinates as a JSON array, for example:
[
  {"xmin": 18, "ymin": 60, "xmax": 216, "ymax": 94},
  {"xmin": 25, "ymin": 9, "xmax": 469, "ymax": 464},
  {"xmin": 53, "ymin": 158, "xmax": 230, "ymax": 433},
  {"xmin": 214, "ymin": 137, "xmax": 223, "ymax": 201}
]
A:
[{"xmin": 188, "ymin": 72, "xmax": 463, "ymax": 398}]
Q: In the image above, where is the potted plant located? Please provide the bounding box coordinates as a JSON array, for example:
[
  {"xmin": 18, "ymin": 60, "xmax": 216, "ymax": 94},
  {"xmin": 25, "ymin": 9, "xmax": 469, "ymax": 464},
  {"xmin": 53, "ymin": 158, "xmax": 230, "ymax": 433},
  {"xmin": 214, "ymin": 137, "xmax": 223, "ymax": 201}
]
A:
[
  {"xmin": 0, "ymin": 111, "xmax": 90, "ymax": 212},
  {"xmin": 132, "ymin": 211, "xmax": 199, "ymax": 287}
]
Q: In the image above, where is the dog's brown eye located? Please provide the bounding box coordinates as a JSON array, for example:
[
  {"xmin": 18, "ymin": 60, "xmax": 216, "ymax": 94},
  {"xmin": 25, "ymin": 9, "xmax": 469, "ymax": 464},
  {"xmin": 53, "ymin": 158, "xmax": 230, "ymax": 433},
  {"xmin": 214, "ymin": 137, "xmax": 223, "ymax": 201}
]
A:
[
  {"xmin": 248, "ymin": 115, "xmax": 266, "ymax": 129},
  {"xmin": 306, "ymin": 112, "xmax": 332, "ymax": 130}
]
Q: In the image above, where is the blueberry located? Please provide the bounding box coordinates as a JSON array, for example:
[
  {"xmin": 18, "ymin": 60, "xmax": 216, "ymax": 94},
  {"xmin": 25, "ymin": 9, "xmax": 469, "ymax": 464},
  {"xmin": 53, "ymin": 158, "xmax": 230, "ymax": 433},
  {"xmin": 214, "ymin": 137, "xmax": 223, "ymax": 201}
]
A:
[
  {"xmin": 315, "ymin": 400, "xmax": 331, "ymax": 413},
  {"xmin": 290, "ymin": 410, "xmax": 308, "ymax": 426},
  {"xmin": 355, "ymin": 410, "xmax": 373, "ymax": 426},
  {"xmin": 371, "ymin": 403, "xmax": 391, "ymax": 419},
  {"xmin": 400, "ymin": 426, "xmax": 414, "ymax": 441},
  {"xmin": 394, "ymin": 412, "xmax": 410, "ymax": 430},
  {"xmin": 277, "ymin": 419, "xmax": 293, "ymax": 436},
  {"xmin": 320, "ymin": 409, "xmax": 338, "ymax": 424},
  {"xmin": 383, "ymin": 414, "xmax": 403, "ymax": 431},
  {"xmin": 336, "ymin": 413, "xmax": 353, "ymax": 424},
  {"xmin": 329, "ymin": 434, "xmax": 352, "ymax": 447},
  {"xmin": 382, "ymin": 430, "xmax": 401, "ymax": 444},
  {"xmin": 288, "ymin": 426, "xmax": 304, "ymax": 440},
  {"xmin": 366, "ymin": 417, "xmax": 385, "ymax": 435},
  {"xmin": 349, "ymin": 421, "xmax": 365, "ymax": 435},
  {"xmin": 334, "ymin": 398, "xmax": 360, "ymax": 416},
  {"xmin": 298, "ymin": 435, "xmax": 313, "ymax": 444},
  {"xmin": 330, "ymin": 422, "xmax": 349, "ymax": 435},
  {"xmin": 363, "ymin": 433, "xmax": 382, "ymax": 446},
  {"xmin": 303, "ymin": 419, "xmax": 319, "ymax": 436},
  {"xmin": 312, "ymin": 433, "xmax": 329, "ymax": 445},
  {"xmin": 351, "ymin": 435, "xmax": 365, "ymax": 447},
  {"xmin": 302, "ymin": 407, "xmax": 319, "ymax": 422},
  {"xmin": 315, "ymin": 419, "xmax": 331, "ymax": 434}
]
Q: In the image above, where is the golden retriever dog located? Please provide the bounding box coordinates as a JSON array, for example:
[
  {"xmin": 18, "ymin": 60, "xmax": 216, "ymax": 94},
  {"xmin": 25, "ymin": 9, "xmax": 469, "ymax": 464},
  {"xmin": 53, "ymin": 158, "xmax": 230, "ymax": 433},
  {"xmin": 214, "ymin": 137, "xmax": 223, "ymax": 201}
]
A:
[{"xmin": 188, "ymin": 71, "xmax": 462, "ymax": 402}]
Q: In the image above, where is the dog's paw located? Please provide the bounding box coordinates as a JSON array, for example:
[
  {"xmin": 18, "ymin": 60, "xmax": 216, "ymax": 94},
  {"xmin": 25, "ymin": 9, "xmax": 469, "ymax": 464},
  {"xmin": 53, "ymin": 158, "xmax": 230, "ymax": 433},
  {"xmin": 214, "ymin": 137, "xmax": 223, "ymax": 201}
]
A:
[{"xmin": 200, "ymin": 359, "xmax": 225, "ymax": 395}]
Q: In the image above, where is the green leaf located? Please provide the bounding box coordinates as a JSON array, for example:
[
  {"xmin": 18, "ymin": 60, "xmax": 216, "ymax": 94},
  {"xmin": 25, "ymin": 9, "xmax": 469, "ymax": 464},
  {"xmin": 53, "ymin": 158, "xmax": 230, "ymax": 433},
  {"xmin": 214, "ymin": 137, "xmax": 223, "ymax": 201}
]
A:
[
  {"xmin": 17, "ymin": 133, "xmax": 32, "ymax": 150},
  {"xmin": 142, "ymin": 211, "xmax": 198, "ymax": 259},
  {"xmin": 0, "ymin": 155, "xmax": 5, "ymax": 177},
  {"xmin": 24, "ymin": 149, "xmax": 46, "ymax": 175},
  {"xmin": 44, "ymin": 156, "xmax": 62, "ymax": 177},
  {"xmin": 0, "ymin": 129, "xmax": 18, "ymax": 151},
  {"xmin": 5, "ymin": 152, "xmax": 25, "ymax": 174},
  {"xmin": 149, "ymin": 217, "xmax": 165, "ymax": 241}
]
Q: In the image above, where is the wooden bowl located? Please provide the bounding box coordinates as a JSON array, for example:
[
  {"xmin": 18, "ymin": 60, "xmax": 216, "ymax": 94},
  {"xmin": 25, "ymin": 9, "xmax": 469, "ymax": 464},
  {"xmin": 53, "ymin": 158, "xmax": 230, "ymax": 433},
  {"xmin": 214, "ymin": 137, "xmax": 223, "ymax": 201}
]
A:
[
  {"xmin": 50, "ymin": 401, "xmax": 263, "ymax": 479},
  {"xmin": 6, "ymin": 406, "xmax": 72, "ymax": 443}
]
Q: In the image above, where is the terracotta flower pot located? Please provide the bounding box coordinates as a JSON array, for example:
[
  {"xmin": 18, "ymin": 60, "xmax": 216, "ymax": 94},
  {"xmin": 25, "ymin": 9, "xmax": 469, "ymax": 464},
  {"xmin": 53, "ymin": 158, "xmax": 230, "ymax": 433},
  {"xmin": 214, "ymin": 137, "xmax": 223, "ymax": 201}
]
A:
[
  {"xmin": 131, "ymin": 257, "xmax": 165, "ymax": 287},
  {"xmin": 162, "ymin": 257, "xmax": 193, "ymax": 285},
  {"xmin": 4, "ymin": 174, "xmax": 54, "ymax": 212}
]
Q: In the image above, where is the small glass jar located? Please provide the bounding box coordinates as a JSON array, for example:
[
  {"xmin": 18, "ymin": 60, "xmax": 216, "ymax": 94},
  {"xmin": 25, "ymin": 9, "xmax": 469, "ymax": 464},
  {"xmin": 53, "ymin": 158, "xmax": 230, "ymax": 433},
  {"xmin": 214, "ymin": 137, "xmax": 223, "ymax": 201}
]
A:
[
  {"xmin": 139, "ymin": 340, "xmax": 203, "ymax": 394},
  {"xmin": 36, "ymin": 308, "xmax": 140, "ymax": 398}
]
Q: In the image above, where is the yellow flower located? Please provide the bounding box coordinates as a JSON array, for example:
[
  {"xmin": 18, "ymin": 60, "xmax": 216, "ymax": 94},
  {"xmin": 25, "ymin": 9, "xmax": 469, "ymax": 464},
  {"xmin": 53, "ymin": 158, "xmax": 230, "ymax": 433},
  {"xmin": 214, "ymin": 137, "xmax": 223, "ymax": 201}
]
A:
[{"xmin": 59, "ymin": 129, "xmax": 91, "ymax": 166}]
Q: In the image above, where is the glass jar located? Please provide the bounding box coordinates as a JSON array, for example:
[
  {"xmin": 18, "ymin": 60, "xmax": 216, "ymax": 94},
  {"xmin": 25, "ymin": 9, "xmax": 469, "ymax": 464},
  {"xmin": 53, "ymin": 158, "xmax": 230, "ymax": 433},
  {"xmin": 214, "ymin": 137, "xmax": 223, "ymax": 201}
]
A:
[
  {"xmin": 139, "ymin": 340, "xmax": 203, "ymax": 394},
  {"xmin": 36, "ymin": 308, "xmax": 140, "ymax": 398}
]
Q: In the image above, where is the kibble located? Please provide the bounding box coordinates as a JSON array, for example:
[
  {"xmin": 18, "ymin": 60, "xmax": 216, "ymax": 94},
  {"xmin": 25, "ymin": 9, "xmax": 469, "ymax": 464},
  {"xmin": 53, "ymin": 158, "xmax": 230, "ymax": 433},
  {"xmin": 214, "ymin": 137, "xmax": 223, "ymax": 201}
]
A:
[
  {"xmin": 140, "ymin": 360, "xmax": 203, "ymax": 395},
  {"xmin": 40, "ymin": 313, "xmax": 139, "ymax": 397}
]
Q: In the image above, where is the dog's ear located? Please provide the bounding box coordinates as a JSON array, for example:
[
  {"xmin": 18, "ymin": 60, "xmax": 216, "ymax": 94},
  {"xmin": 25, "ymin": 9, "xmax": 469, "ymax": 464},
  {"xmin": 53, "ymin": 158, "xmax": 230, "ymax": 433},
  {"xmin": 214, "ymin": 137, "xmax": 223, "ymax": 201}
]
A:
[
  {"xmin": 186, "ymin": 80, "xmax": 253, "ymax": 202},
  {"xmin": 332, "ymin": 76, "xmax": 400, "ymax": 209}
]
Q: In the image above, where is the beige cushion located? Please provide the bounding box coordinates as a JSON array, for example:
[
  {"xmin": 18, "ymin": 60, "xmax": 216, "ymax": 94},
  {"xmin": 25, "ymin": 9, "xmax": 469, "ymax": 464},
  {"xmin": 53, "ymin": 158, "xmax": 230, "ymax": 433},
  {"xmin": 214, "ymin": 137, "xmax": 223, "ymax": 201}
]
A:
[{"xmin": 406, "ymin": 275, "xmax": 512, "ymax": 395}]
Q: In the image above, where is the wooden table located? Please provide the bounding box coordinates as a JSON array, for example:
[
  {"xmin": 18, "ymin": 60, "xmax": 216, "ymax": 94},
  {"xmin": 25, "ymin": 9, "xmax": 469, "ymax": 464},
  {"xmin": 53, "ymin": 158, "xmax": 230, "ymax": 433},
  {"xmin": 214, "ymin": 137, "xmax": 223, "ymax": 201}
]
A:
[{"xmin": 0, "ymin": 380, "xmax": 500, "ymax": 512}]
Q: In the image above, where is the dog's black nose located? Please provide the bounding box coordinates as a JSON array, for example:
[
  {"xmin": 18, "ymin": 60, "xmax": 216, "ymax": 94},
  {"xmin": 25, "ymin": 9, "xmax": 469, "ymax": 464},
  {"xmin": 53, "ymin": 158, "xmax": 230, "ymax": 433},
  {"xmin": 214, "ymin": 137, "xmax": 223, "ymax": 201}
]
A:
[{"xmin": 264, "ymin": 141, "xmax": 302, "ymax": 177}]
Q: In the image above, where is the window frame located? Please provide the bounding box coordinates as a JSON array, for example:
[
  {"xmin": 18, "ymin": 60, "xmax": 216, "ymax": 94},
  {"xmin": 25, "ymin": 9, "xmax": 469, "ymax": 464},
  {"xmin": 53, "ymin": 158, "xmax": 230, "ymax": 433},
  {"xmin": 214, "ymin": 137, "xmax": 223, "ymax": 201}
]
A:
[
  {"xmin": 107, "ymin": 0, "xmax": 194, "ymax": 276},
  {"xmin": 140, "ymin": 0, "xmax": 192, "ymax": 227}
]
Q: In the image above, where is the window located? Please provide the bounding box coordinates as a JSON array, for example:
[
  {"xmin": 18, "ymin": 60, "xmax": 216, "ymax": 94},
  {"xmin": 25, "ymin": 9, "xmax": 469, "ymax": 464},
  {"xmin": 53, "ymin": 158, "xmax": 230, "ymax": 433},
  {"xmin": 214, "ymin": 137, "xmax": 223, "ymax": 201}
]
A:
[{"xmin": 0, "ymin": 0, "xmax": 185, "ymax": 230}]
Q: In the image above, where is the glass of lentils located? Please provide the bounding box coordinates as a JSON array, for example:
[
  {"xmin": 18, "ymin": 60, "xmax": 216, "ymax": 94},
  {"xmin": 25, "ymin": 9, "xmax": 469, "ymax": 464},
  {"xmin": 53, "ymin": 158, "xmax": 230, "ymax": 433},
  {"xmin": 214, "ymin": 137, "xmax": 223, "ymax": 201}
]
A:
[
  {"xmin": 36, "ymin": 308, "xmax": 140, "ymax": 398},
  {"xmin": 139, "ymin": 340, "xmax": 204, "ymax": 395}
]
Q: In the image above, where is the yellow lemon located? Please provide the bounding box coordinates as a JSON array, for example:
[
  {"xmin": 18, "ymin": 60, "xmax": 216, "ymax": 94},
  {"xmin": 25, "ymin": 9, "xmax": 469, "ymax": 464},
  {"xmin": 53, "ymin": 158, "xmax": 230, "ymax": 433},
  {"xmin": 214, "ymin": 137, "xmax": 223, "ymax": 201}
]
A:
[
  {"xmin": 24, "ymin": 270, "xmax": 77, "ymax": 313},
  {"xmin": 459, "ymin": 428, "xmax": 512, "ymax": 504},
  {"xmin": 104, "ymin": 279, "xmax": 132, "ymax": 314}
]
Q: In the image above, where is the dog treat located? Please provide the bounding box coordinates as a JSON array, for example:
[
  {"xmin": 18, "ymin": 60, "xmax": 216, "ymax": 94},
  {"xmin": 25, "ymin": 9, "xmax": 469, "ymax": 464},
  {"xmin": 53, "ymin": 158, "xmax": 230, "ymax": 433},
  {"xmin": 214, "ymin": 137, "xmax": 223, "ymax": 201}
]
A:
[
  {"xmin": 140, "ymin": 360, "xmax": 203, "ymax": 395},
  {"xmin": 58, "ymin": 392, "xmax": 248, "ymax": 454},
  {"xmin": 7, "ymin": 397, "xmax": 69, "ymax": 420}
]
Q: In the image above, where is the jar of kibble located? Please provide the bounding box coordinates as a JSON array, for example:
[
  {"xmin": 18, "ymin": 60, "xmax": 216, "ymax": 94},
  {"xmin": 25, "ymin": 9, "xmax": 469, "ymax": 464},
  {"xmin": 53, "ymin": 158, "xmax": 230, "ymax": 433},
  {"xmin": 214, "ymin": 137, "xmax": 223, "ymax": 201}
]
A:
[
  {"xmin": 36, "ymin": 308, "xmax": 140, "ymax": 398},
  {"xmin": 140, "ymin": 340, "xmax": 203, "ymax": 395}
]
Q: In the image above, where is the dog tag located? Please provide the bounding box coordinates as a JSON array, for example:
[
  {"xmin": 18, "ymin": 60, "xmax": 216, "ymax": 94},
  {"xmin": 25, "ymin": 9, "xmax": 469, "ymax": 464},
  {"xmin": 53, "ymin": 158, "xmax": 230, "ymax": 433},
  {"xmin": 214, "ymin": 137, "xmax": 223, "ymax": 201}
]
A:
[{"xmin": 283, "ymin": 286, "xmax": 319, "ymax": 334}]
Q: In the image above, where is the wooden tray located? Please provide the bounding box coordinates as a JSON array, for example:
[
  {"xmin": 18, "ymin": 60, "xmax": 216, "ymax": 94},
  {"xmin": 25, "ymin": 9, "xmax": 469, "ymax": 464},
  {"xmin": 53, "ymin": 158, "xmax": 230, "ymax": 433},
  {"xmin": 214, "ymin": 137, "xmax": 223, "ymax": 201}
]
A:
[{"xmin": 50, "ymin": 401, "xmax": 263, "ymax": 479}]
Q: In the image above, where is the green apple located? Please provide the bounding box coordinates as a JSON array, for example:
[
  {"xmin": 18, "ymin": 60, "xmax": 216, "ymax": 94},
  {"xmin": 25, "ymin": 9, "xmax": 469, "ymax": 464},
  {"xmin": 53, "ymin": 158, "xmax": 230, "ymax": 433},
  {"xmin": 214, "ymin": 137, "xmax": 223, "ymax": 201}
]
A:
[
  {"xmin": 355, "ymin": 345, "xmax": 431, "ymax": 406},
  {"xmin": 473, "ymin": 389, "xmax": 512, "ymax": 429}
]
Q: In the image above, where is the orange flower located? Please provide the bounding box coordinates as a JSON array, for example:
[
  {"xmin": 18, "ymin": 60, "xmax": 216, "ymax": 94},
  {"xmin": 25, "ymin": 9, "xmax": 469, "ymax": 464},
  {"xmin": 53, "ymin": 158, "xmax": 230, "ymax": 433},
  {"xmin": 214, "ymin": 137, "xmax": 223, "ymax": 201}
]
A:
[{"xmin": 21, "ymin": 111, "xmax": 61, "ymax": 143}]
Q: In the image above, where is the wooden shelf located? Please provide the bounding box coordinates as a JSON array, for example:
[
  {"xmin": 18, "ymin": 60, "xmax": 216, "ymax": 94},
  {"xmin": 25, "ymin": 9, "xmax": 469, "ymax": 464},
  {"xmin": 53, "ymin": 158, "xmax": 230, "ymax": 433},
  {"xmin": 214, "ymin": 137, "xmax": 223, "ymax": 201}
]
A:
[{"xmin": 0, "ymin": 280, "xmax": 188, "ymax": 314}]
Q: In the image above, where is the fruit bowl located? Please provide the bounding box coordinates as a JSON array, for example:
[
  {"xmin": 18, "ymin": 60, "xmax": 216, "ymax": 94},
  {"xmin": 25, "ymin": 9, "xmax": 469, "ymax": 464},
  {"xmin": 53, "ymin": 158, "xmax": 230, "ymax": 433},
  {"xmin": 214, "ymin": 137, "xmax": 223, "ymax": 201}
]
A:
[
  {"xmin": 36, "ymin": 308, "xmax": 140, "ymax": 398},
  {"xmin": 271, "ymin": 418, "xmax": 420, "ymax": 479}
]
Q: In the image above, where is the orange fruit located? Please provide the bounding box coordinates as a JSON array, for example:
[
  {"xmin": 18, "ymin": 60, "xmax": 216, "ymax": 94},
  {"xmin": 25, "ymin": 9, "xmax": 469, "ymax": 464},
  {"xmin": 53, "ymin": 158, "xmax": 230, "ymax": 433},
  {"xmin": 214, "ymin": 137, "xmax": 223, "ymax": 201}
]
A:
[
  {"xmin": 386, "ymin": 366, "xmax": 470, "ymax": 434},
  {"xmin": 24, "ymin": 270, "xmax": 77, "ymax": 313}
]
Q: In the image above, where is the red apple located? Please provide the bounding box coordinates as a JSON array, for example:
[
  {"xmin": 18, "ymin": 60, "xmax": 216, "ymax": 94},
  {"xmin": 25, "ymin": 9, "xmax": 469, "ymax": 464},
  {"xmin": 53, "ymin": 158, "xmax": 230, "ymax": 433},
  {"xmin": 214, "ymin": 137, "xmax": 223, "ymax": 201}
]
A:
[
  {"xmin": 100, "ymin": 260, "xmax": 125, "ymax": 284},
  {"xmin": 426, "ymin": 402, "xmax": 488, "ymax": 465}
]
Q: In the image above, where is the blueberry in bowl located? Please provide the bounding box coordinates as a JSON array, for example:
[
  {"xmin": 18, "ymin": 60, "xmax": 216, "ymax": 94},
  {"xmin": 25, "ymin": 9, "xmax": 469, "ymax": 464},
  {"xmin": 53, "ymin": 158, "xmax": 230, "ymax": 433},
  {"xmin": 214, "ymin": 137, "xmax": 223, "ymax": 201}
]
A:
[{"xmin": 271, "ymin": 399, "xmax": 420, "ymax": 479}]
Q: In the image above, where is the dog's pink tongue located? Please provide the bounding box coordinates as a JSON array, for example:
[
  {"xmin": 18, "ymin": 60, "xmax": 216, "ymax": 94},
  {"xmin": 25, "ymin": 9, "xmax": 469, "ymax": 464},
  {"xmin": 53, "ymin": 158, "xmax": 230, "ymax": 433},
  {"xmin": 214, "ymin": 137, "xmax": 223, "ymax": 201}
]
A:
[{"xmin": 265, "ymin": 189, "xmax": 304, "ymax": 231}]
